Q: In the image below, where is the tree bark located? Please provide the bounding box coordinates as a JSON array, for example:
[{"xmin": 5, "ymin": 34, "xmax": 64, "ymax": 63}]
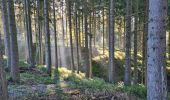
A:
[
  {"xmin": 124, "ymin": 0, "xmax": 132, "ymax": 85},
  {"xmin": 84, "ymin": 5, "xmax": 91, "ymax": 78},
  {"xmin": 103, "ymin": 7, "xmax": 105, "ymax": 55},
  {"xmin": 133, "ymin": 0, "xmax": 138, "ymax": 84},
  {"xmin": 24, "ymin": 0, "xmax": 34, "ymax": 68},
  {"xmin": 0, "ymin": 32, "xmax": 8, "ymax": 100},
  {"xmin": 68, "ymin": 0, "xmax": 75, "ymax": 71},
  {"xmin": 7, "ymin": 0, "xmax": 20, "ymax": 82},
  {"xmin": 143, "ymin": 0, "xmax": 149, "ymax": 85},
  {"xmin": 147, "ymin": 0, "xmax": 167, "ymax": 99},
  {"xmin": 52, "ymin": 0, "xmax": 58, "ymax": 69},
  {"xmin": 1, "ymin": 0, "xmax": 11, "ymax": 71},
  {"xmin": 75, "ymin": 5, "xmax": 80, "ymax": 73},
  {"xmin": 44, "ymin": 0, "xmax": 51, "ymax": 75},
  {"xmin": 108, "ymin": 0, "xmax": 116, "ymax": 82}
]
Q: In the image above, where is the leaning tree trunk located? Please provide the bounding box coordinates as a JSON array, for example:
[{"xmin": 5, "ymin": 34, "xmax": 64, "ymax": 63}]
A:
[
  {"xmin": 147, "ymin": 0, "xmax": 167, "ymax": 100},
  {"xmin": 44, "ymin": 0, "xmax": 51, "ymax": 75},
  {"xmin": 108, "ymin": 0, "xmax": 116, "ymax": 83},
  {"xmin": 7, "ymin": 0, "xmax": 20, "ymax": 82},
  {"xmin": 0, "ymin": 32, "xmax": 8, "ymax": 100},
  {"xmin": 1, "ymin": 0, "xmax": 11, "ymax": 71},
  {"xmin": 124, "ymin": 0, "xmax": 132, "ymax": 85}
]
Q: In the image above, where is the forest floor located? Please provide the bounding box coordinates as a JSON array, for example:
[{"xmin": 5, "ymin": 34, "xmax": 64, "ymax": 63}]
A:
[
  {"xmin": 5, "ymin": 48, "xmax": 170, "ymax": 100},
  {"xmin": 7, "ymin": 66, "xmax": 146, "ymax": 100}
]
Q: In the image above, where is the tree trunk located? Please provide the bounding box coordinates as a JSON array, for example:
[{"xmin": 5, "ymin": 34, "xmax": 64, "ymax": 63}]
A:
[
  {"xmin": 108, "ymin": 0, "xmax": 116, "ymax": 82},
  {"xmin": 133, "ymin": 0, "xmax": 138, "ymax": 84},
  {"xmin": 103, "ymin": 7, "xmax": 105, "ymax": 55},
  {"xmin": 75, "ymin": 5, "xmax": 80, "ymax": 73},
  {"xmin": 68, "ymin": 0, "xmax": 75, "ymax": 71},
  {"xmin": 44, "ymin": 0, "xmax": 51, "ymax": 75},
  {"xmin": 143, "ymin": 0, "xmax": 149, "ymax": 85},
  {"xmin": 37, "ymin": 0, "xmax": 43, "ymax": 64},
  {"xmin": 7, "ymin": 0, "xmax": 20, "ymax": 82},
  {"xmin": 24, "ymin": 0, "xmax": 34, "ymax": 68},
  {"xmin": 89, "ymin": 12, "xmax": 92, "ymax": 78},
  {"xmin": 1, "ymin": 0, "xmax": 11, "ymax": 71},
  {"xmin": 147, "ymin": 0, "xmax": 167, "ymax": 99},
  {"xmin": 124, "ymin": 0, "xmax": 132, "ymax": 85},
  {"xmin": 0, "ymin": 32, "xmax": 8, "ymax": 100},
  {"xmin": 84, "ymin": 12, "xmax": 90, "ymax": 78},
  {"xmin": 52, "ymin": 0, "xmax": 58, "ymax": 69}
]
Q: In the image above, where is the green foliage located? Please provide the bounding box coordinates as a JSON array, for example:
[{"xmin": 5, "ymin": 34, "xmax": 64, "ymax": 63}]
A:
[
  {"xmin": 92, "ymin": 61, "xmax": 107, "ymax": 79},
  {"xmin": 120, "ymin": 85, "xmax": 147, "ymax": 99},
  {"xmin": 20, "ymin": 73, "xmax": 55, "ymax": 84},
  {"xmin": 62, "ymin": 68, "xmax": 146, "ymax": 99}
]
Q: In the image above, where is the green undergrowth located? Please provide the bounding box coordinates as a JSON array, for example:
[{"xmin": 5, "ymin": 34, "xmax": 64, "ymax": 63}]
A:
[
  {"xmin": 17, "ymin": 65, "xmax": 147, "ymax": 99},
  {"xmin": 63, "ymin": 71, "xmax": 146, "ymax": 99}
]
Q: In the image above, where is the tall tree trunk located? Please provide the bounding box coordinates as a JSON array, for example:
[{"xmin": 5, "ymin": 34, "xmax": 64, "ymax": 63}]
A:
[
  {"xmin": 103, "ymin": 7, "xmax": 105, "ymax": 55},
  {"xmin": 24, "ymin": 0, "xmax": 34, "ymax": 68},
  {"xmin": 37, "ymin": 0, "xmax": 43, "ymax": 64},
  {"xmin": 93, "ymin": 11, "xmax": 96, "ymax": 48},
  {"xmin": 52, "ymin": 0, "xmax": 58, "ymax": 69},
  {"xmin": 143, "ymin": 0, "xmax": 149, "ymax": 85},
  {"xmin": 0, "ymin": 32, "xmax": 8, "ymax": 100},
  {"xmin": 84, "ymin": 12, "xmax": 90, "ymax": 78},
  {"xmin": 61, "ymin": 2, "xmax": 65, "ymax": 46},
  {"xmin": 89, "ymin": 13, "xmax": 92, "ymax": 78},
  {"xmin": 75, "ymin": 6, "xmax": 80, "ymax": 73},
  {"xmin": 7, "ymin": 0, "xmax": 20, "ymax": 82},
  {"xmin": 108, "ymin": 0, "xmax": 116, "ymax": 82},
  {"xmin": 147, "ymin": 0, "xmax": 167, "ymax": 99},
  {"xmin": 133, "ymin": 0, "xmax": 138, "ymax": 84},
  {"xmin": 1, "ymin": 0, "xmax": 11, "ymax": 71},
  {"xmin": 78, "ymin": 10, "xmax": 81, "ymax": 73},
  {"xmin": 68, "ymin": 0, "xmax": 75, "ymax": 71},
  {"xmin": 44, "ymin": 0, "xmax": 51, "ymax": 75},
  {"xmin": 124, "ymin": 0, "xmax": 132, "ymax": 85}
]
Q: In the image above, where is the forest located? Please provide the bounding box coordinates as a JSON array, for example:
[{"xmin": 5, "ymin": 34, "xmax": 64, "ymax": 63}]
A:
[{"xmin": 0, "ymin": 0, "xmax": 169, "ymax": 100}]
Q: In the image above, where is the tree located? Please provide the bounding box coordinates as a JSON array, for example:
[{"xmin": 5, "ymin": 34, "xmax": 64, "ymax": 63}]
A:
[
  {"xmin": 1, "ymin": 0, "xmax": 11, "ymax": 71},
  {"xmin": 84, "ymin": 1, "xmax": 91, "ymax": 78},
  {"xmin": 75, "ymin": 3, "xmax": 80, "ymax": 73},
  {"xmin": 102, "ymin": 7, "xmax": 105, "ymax": 55},
  {"xmin": 108, "ymin": 0, "xmax": 116, "ymax": 82},
  {"xmin": 44, "ymin": 0, "xmax": 51, "ymax": 75},
  {"xmin": 124, "ymin": 0, "xmax": 132, "ymax": 85},
  {"xmin": 37, "ymin": 0, "xmax": 43, "ymax": 64},
  {"xmin": 24, "ymin": 0, "xmax": 34, "ymax": 68},
  {"xmin": 7, "ymin": 0, "xmax": 20, "ymax": 82},
  {"xmin": 0, "ymin": 32, "xmax": 8, "ymax": 100},
  {"xmin": 68, "ymin": 0, "xmax": 75, "ymax": 72},
  {"xmin": 143, "ymin": 0, "xmax": 149, "ymax": 85},
  {"xmin": 147, "ymin": 0, "xmax": 167, "ymax": 99},
  {"xmin": 52, "ymin": 0, "xmax": 58, "ymax": 69},
  {"xmin": 133, "ymin": 0, "xmax": 139, "ymax": 84}
]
